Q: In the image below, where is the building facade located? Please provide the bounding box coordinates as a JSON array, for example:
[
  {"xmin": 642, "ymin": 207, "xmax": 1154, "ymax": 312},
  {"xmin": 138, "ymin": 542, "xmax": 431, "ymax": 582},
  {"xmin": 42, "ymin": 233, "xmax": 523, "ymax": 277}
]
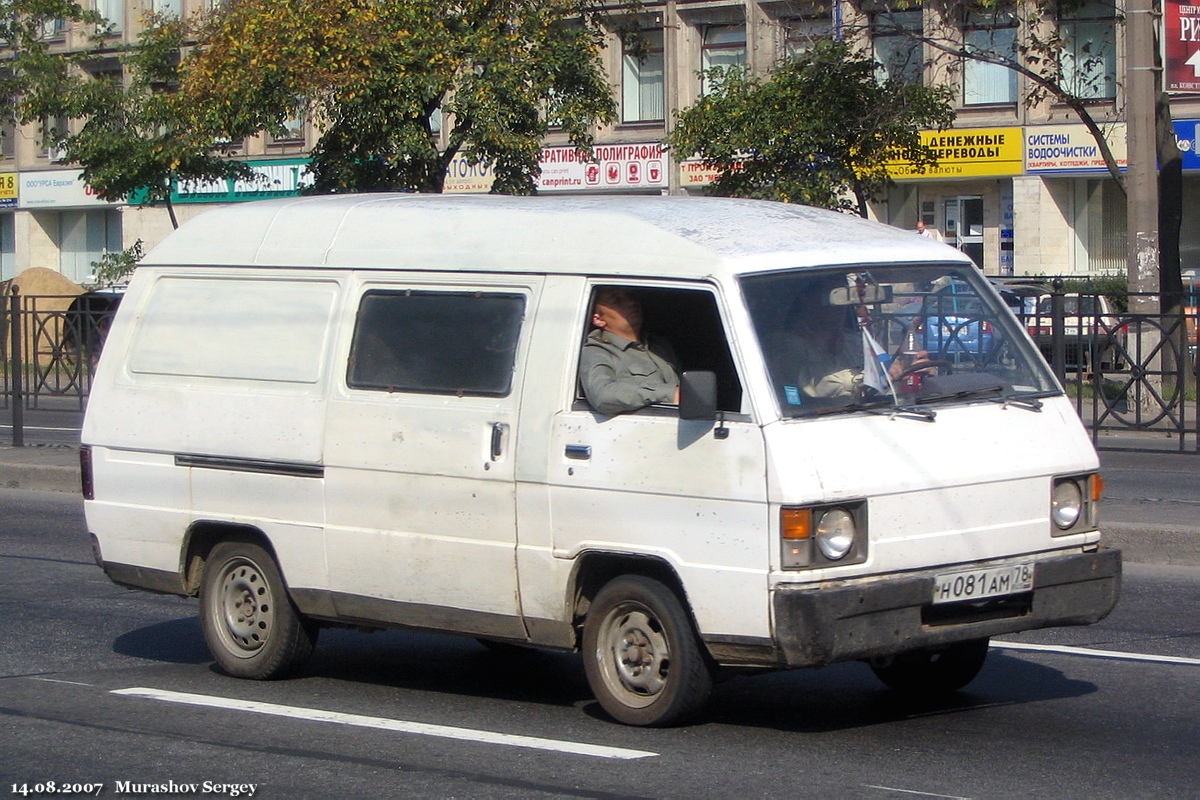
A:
[{"xmin": 3, "ymin": 0, "xmax": 1198, "ymax": 285}]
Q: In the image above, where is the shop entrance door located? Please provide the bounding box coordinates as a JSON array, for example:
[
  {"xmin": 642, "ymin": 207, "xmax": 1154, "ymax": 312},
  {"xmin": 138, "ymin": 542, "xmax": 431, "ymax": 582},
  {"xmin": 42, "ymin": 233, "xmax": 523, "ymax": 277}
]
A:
[{"xmin": 944, "ymin": 197, "xmax": 984, "ymax": 268}]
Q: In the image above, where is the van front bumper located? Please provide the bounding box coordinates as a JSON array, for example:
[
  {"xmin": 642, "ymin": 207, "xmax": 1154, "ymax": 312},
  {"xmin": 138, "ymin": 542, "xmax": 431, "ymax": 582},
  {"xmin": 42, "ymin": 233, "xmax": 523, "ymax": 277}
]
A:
[{"xmin": 770, "ymin": 548, "xmax": 1121, "ymax": 668}]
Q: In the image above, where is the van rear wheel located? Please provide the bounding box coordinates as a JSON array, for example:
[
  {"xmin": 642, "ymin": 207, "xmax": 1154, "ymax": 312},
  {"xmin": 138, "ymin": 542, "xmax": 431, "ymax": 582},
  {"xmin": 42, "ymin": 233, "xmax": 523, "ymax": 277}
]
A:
[
  {"xmin": 869, "ymin": 637, "xmax": 990, "ymax": 695},
  {"xmin": 582, "ymin": 575, "xmax": 712, "ymax": 727},
  {"xmin": 200, "ymin": 540, "xmax": 317, "ymax": 679}
]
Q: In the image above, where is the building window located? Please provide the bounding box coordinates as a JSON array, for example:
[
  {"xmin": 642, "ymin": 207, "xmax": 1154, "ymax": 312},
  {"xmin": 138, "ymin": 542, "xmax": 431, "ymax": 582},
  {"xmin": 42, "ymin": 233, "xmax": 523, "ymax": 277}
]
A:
[
  {"xmin": 781, "ymin": 9, "xmax": 834, "ymax": 61},
  {"xmin": 151, "ymin": 0, "xmax": 182, "ymax": 17},
  {"xmin": 0, "ymin": 214, "xmax": 14, "ymax": 282},
  {"xmin": 41, "ymin": 17, "xmax": 66, "ymax": 40},
  {"xmin": 872, "ymin": 8, "xmax": 923, "ymax": 84},
  {"xmin": 348, "ymin": 291, "xmax": 526, "ymax": 396},
  {"xmin": 701, "ymin": 24, "xmax": 746, "ymax": 95},
  {"xmin": 40, "ymin": 117, "xmax": 69, "ymax": 161},
  {"xmin": 1073, "ymin": 178, "xmax": 1125, "ymax": 273},
  {"xmin": 96, "ymin": 0, "xmax": 124, "ymax": 33},
  {"xmin": 1059, "ymin": 0, "xmax": 1116, "ymax": 100},
  {"xmin": 963, "ymin": 6, "xmax": 1018, "ymax": 104},
  {"xmin": 1, "ymin": 119, "xmax": 15, "ymax": 160},
  {"xmin": 622, "ymin": 27, "xmax": 664, "ymax": 123},
  {"xmin": 269, "ymin": 107, "xmax": 306, "ymax": 146},
  {"xmin": 60, "ymin": 209, "xmax": 122, "ymax": 285}
]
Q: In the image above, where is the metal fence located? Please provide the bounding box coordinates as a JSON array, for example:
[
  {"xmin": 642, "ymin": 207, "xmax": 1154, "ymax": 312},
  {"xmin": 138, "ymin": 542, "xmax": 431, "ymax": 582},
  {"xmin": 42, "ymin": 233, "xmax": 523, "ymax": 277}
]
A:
[
  {"xmin": 2, "ymin": 288, "xmax": 117, "ymax": 444},
  {"xmin": 1003, "ymin": 284, "xmax": 1199, "ymax": 453},
  {"xmin": 3, "ymin": 287, "xmax": 1198, "ymax": 450}
]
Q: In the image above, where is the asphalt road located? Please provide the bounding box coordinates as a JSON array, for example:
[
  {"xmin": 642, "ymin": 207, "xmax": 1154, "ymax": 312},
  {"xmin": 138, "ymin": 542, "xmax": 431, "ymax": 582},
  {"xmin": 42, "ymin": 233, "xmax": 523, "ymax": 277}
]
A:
[{"xmin": 2, "ymin": 489, "xmax": 1199, "ymax": 799}]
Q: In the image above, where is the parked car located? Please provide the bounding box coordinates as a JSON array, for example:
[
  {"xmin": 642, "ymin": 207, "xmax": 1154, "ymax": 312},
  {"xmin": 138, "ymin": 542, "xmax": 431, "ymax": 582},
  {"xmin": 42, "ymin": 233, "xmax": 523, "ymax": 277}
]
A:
[
  {"xmin": 919, "ymin": 277, "xmax": 997, "ymax": 364},
  {"xmin": 1026, "ymin": 293, "xmax": 1123, "ymax": 372},
  {"xmin": 64, "ymin": 288, "xmax": 125, "ymax": 365}
]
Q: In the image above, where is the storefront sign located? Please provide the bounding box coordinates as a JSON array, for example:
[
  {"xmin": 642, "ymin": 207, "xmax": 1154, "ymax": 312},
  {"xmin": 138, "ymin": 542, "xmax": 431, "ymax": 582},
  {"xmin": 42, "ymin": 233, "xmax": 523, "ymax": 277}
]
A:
[
  {"xmin": 444, "ymin": 153, "xmax": 495, "ymax": 193},
  {"xmin": 535, "ymin": 144, "xmax": 667, "ymax": 192},
  {"xmin": 170, "ymin": 158, "xmax": 314, "ymax": 204},
  {"xmin": 0, "ymin": 172, "xmax": 17, "ymax": 209},
  {"xmin": 889, "ymin": 128, "xmax": 1024, "ymax": 180},
  {"xmin": 19, "ymin": 170, "xmax": 116, "ymax": 209},
  {"xmin": 680, "ymin": 159, "xmax": 725, "ymax": 188},
  {"xmin": 444, "ymin": 144, "xmax": 668, "ymax": 194},
  {"xmin": 1171, "ymin": 119, "xmax": 1200, "ymax": 170},
  {"xmin": 1024, "ymin": 124, "xmax": 1127, "ymax": 174},
  {"xmin": 1165, "ymin": 0, "xmax": 1200, "ymax": 93}
]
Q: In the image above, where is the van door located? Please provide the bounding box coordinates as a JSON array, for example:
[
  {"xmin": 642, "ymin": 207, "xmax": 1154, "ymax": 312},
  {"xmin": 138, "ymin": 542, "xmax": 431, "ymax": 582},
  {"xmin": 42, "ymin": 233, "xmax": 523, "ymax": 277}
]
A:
[
  {"xmin": 321, "ymin": 278, "xmax": 540, "ymax": 639},
  {"xmin": 540, "ymin": 283, "xmax": 771, "ymax": 647}
]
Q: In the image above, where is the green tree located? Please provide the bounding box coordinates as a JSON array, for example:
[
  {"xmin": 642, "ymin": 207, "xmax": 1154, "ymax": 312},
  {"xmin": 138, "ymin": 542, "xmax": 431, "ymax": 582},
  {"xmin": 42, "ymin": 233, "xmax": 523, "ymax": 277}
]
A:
[
  {"xmin": 18, "ymin": 11, "xmax": 256, "ymax": 229},
  {"xmin": 182, "ymin": 0, "xmax": 622, "ymax": 194},
  {"xmin": 0, "ymin": 2, "xmax": 99, "ymax": 144},
  {"xmin": 667, "ymin": 40, "xmax": 955, "ymax": 216}
]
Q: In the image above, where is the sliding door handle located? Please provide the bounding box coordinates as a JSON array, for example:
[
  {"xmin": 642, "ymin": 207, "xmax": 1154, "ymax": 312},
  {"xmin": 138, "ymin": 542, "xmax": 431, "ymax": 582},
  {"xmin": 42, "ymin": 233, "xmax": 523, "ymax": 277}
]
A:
[{"xmin": 565, "ymin": 444, "xmax": 591, "ymax": 460}]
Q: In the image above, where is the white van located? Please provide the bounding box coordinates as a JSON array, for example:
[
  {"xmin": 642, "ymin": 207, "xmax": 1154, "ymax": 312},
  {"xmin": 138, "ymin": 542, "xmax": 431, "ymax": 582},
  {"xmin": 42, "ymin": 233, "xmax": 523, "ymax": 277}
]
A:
[{"xmin": 82, "ymin": 195, "xmax": 1120, "ymax": 726}]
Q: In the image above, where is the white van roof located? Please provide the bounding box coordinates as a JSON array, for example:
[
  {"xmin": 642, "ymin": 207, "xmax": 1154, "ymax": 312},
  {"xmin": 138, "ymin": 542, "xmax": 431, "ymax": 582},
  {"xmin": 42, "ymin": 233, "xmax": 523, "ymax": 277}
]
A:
[{"xmin": 144, "ymin": 194, "xmax": 970, "ymax": 278}]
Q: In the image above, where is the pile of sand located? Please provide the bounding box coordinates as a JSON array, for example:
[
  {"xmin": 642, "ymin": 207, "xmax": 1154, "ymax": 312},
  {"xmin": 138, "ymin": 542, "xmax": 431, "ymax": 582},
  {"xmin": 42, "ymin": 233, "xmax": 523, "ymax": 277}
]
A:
[{"xmin": 3, "ymin": 268, "xmax": 85, "ymax": 308}]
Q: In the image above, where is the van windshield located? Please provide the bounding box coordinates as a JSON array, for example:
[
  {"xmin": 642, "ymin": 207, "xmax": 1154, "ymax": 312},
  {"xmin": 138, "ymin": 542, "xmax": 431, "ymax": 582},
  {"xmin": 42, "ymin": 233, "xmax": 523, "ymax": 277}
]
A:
[{"xmin": 741, "ymin": 265, "xmax": 1060, "ymax": 418}]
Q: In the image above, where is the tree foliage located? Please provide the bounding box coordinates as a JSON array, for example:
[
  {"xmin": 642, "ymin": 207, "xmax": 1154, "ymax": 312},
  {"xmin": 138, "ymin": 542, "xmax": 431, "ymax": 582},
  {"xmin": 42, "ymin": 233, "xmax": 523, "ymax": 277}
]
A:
[
  {"xmin": 667, "ymin": 40, "xmax": 955, "ymax": 216},
  {"xmin": 0, "ymin": 2, "xmax": 101, "ymax": 132},
  {"xmin": 12, "ymin": 5, "xmax": 255, "ymax": 228},
  {"xmin": 182, "ymin": 0, "xmax": 621, "ymax": 194}
]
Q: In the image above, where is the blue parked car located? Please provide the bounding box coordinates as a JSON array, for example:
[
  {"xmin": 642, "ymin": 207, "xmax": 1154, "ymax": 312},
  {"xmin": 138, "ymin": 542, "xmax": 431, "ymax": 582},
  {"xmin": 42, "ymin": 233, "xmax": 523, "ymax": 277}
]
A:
[{"xmin": 920, "ymin": 277, "xmax": 996, "ymax": 364}]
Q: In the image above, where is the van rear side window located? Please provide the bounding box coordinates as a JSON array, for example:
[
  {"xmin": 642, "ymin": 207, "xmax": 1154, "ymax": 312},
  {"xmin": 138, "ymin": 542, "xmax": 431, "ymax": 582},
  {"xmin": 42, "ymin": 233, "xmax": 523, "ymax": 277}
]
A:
[
  {"xmin": 128, "ymin": 277, "xmax": 338, "ymax": 383},
  {"xmin": 348, "ymin": 290, "xmax": 525, "ymax": 396}
]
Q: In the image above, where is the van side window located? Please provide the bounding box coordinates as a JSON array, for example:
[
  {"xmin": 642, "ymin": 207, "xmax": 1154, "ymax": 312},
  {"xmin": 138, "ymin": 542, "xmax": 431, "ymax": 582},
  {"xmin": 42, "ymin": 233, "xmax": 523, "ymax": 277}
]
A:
[
  {"xmin": 348, "ymin": 290, "xmax": 525, "ymax": 396},
  {"xmin": 578, "ymin": 285, "xmax": 743, "ymax": 413}
]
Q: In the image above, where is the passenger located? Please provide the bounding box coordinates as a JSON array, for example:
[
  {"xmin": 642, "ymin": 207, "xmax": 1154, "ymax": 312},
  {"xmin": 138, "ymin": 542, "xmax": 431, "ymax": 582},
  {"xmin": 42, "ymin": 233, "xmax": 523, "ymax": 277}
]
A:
[{"xmin": 579, "ymin": 288, "xmax": 680, "ymax": 415}]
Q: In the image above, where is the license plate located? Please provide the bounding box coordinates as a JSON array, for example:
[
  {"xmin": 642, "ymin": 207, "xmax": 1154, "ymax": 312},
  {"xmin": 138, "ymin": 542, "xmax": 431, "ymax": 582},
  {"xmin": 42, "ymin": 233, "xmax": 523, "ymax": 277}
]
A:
[{"xmin": 932, "ymin": 562, "xmax": 1034, "ymax": 604}]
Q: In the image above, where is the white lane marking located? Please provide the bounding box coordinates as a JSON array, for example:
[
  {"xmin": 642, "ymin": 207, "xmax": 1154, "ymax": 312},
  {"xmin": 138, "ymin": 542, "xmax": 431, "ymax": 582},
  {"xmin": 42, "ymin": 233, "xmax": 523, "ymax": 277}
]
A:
[
  {"xmin": 111, "ymin": 687, "xmax": 657, "ymax": 760},
  {"xmin": 993, "ymin": 640, "xmax": 1200, "ymax": 666},
  {"xmin": 28, "ymin": 677, "xmax": 95, "ymax": 687},
  {"xmin": 863, "ymin": 785, "xmax": 970, "ymax": 799},
  {"xmin": 0, "ymin": 425, "xmax": 80, "ymax": 433}
]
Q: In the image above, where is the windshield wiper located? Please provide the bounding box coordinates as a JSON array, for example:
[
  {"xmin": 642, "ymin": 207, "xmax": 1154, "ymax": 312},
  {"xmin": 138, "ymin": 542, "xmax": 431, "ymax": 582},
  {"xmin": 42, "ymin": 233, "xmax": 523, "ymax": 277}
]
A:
[
  {"xmin": 990, "ymin": 395, "xmax": 1044, "ymax": 412},
  {"xmin": 866, "ymin": 404, "xmax": 937, "ymax": 421},
  {"xmin": 795, "ymin": 396, "xmax": 936, "ymax": 421},
  {"xmin": 919, "ymin": 384, "xmax": 1004, "ymax": 404}
]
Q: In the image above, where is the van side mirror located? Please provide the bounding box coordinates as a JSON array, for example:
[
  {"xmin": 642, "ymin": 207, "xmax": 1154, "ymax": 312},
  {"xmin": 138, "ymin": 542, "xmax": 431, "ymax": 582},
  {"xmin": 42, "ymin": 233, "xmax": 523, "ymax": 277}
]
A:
[{"xmin": 679, "ymin": 371, "xmax": 718, "ymax": 420}]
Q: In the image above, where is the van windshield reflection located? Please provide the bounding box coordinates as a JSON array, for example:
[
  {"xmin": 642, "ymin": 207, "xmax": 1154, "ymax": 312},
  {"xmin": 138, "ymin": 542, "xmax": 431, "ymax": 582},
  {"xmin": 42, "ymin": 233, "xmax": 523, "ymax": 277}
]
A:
[{"xmin": 740, "ymin": 265, "xmax": 1060, "ymax": 418}]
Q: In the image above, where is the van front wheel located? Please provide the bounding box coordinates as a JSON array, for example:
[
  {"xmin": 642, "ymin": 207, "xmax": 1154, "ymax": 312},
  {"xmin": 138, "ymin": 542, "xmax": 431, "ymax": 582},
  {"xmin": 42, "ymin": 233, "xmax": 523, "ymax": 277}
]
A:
[
  {"xmin": 582, "ymin": 575, "xmax": 712, "ymax": 727},
  {"xmin": 200, "ymin": 541, "xmax": 317, "ymax": 679}
]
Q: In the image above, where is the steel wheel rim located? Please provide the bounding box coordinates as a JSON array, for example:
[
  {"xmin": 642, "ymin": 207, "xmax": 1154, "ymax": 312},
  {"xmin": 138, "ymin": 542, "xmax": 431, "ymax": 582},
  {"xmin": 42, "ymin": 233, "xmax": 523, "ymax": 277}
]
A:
[
  {"xmin": 595, "ymin": 604, "xmax": 670, "ymax": 708},
  {"xmin": 213, "ymin": 556, "xmax": 275, "ymax": 657}
]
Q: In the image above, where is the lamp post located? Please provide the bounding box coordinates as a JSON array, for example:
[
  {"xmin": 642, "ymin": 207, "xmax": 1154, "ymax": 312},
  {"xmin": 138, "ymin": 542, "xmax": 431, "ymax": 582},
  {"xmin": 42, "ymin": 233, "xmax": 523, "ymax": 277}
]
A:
[{"xmin": 1126, "ymin": 0, "xmax": 1161, "ymax": 316}]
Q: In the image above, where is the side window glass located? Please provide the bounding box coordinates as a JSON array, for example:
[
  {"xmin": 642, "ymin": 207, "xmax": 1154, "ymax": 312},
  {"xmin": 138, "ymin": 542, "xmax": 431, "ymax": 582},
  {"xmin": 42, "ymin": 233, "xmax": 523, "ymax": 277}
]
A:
[
  {"xmin": 348, "ymin": 290, "xmax": 525, "ymax": 396},
  {"xmin": 578, "ymin": 285, "xmax": 743, "ymax": 414}
]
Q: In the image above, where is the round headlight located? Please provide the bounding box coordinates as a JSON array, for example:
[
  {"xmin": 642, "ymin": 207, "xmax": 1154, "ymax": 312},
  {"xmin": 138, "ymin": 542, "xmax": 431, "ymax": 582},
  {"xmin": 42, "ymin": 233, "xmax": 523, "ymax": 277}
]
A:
[
  {"xmin": 816, "ymin": 508, "xmax": 856, "ymax": 560},
  {"xmin": 1052, "ymin": 480, "xmax": 1083, "ymax": 530}
]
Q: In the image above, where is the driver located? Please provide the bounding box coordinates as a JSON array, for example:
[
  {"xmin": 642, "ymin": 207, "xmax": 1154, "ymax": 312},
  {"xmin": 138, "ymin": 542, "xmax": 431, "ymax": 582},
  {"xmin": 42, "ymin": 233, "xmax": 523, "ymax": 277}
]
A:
[{"xmin": 767, "ymin": 284, "xmax": 922, "ymax": 404}]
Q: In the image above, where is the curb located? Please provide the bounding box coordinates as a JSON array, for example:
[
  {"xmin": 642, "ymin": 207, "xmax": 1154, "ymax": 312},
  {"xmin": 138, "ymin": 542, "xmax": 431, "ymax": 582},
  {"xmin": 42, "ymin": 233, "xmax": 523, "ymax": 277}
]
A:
[
  {"xmin": 1101, "ymin": 523, "xmax": 1200, "ymax": 567},
  {"xmin": 0, "ymin": 464, "xmax": 80, "ymax": 494}
]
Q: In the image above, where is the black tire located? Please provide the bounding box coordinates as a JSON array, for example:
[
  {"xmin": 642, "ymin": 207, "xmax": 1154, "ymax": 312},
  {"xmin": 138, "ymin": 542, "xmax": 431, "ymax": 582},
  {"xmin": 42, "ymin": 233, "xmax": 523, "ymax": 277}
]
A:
[
  {"xmin": 869, "ymin": 637, "xmax": 990, "ymax": 695},
  {"xmin": 582, "ymin": 575, "xmax": 712, "ymax": 727},
  {"xmin": 200, "ymin": 540, "xmax": 317, "ymax": 679}
]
